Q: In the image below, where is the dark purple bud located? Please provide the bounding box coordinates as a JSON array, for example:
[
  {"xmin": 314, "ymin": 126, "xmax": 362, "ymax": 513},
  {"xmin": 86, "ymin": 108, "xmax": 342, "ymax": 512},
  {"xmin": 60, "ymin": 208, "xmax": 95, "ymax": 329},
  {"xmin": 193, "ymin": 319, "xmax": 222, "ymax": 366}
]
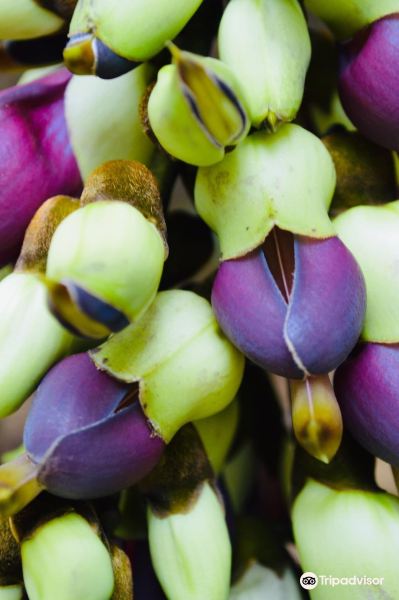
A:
[
  {"xmin": 212, "ymin": 231, "xmax": 365, "ymax": 378},
  {"xmin": 23, "ymin": 353, "xmax": 165, "ymax": 499},
  {"xmin": 339, "ymin": 15, "xmax": 399, "ymax": 151},
  {"xmin": 334, "ymin": 342, "xmax": 399, "ymax": 466},
  {"xmin": 0, "ymin": 69, "xmax": 81, "ymax": 266}
]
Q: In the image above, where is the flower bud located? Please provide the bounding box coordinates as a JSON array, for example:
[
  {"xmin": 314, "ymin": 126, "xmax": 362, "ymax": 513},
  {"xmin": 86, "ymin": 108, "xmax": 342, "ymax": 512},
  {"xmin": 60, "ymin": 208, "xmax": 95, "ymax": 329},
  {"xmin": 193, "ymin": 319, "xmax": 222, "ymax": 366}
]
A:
[
  {"xmin": 65, "ymin": 0, "xmax": 203, "ymax": 78},
  {"xmin": 45, "ymin": 161, "xmax": 167, "ymax": 338},
  {"xmin": 230, "ymin": 563, "xmax": 300, "ymax": 600},
  {"xmin": 20, "ymin": 352, "xmax": 165, "ymax": 500},
  {"xmin": 0, "ymin": 1, "xmax": 75, "ymax": 41},
  {"xmin": 195, "ymin": 124, "xmax": 336, "ymax": 260},
  {"xmin": 0, "ymin": 69, "xmax": 81, "ymax": 266},
  {"xmin": 218, "ymin": 0, "xmax": 311, "ymax": 129},
  {"xmin": 304, "ymin": 0, "xmax": 399, "ymax": 40},
  {"xmin": 92, "ymin": 290, "xmax": 245, "ymax": 442},
  {"xmin": 0, "ymin": 194, "xmax": 78, "ymax": 417},
  {"xmin": 0, "ymin": 586, "xmax": 23, "ymax": 600},
  {"xmin": 293, "ymin": 478, "xmax": 399, "ymax": 599},
  {"xmin": 20, "ymin": 511, "xmax": 114, "ymax": 600},
  {"xmin": 290, "ymin": 375, "xmax": 343, "ymax": 463},
  {"xmin": 64, "ymin": 64, "xmax": 155, "ymax": 180},
  {"xmin": 334, "ymin": 201, "xmax": 399, "ymax": 342},
  {"xmin": 334, "ymin": 342, "xmax": 399, "ymax": 467},
  {"xmin": 212, "ymin": 230, "xmax": 365, "ymax": 379},
  {"xmin": 144, "ymin": 426, "xmax": 231, "ymax": 600},
  {"xmin": 339, "ymin": 15, "xmax": 399, "ymax": 152},
  {"xmin": 148, "ymin": 46, "xmax": 249, "ymax": 166}
]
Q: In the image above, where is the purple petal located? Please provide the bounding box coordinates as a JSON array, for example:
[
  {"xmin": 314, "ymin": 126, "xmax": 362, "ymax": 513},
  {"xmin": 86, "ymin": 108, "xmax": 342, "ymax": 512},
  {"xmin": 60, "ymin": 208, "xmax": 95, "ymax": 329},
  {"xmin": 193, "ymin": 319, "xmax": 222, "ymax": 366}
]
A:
[
  {"xmin": 334, "ymin": 342, "xmax": 399, "ymax": 466},
  {"xmin": 24, "ymin": 352, "xmax": 165, "ymax": 498},
  {"xmin": 0, "ymin": 69, "xmax": 82, "ymax": 265},
  {"xmin": 286, "ymin": 236, "xmax": 366, "ymax": 374},
  {"xmin": 24, "ymin": 353, "xmax": 130, "ymax": 461},
  {"xmin": 339, "ymin": 15, "xmax": 399, "ymax": 151},
  {"xmin": 212, "ymin": 250, "xmax": 302, "ymax": 378},
  {"xmin": 36, "ymin": 402, "xmax": 165, "ymax": 499}
]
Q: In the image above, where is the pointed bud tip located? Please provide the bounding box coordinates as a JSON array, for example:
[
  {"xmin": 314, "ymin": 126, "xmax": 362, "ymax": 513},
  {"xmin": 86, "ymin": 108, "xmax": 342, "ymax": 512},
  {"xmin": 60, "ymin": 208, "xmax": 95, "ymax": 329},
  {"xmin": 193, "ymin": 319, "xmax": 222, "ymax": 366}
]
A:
[{"xmin": 64, "ymin": 35, "xmax": 95, "ymax": 76}]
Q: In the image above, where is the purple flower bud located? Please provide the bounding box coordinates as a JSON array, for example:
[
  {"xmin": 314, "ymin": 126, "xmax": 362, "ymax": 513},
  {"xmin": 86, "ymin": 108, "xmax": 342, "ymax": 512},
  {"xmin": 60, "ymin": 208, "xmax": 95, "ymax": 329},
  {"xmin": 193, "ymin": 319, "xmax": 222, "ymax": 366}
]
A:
[
  {"xmin": 339, "ymin": 14, "xmax": 399, "ymax": 151},
  {"xmin": 334, "ymin": 342, "xmax": 399, "ymax": 466},
  {"xmin": 0, "ymin": 69, "xmax": 81, "ymax": 266},
  {"xmin": 23, "ymin": 353, "xmax": 165, "ymax": 499},
  {"xmin": 212, "ymin": 231, "xmax": 365, "ymax": 378}
]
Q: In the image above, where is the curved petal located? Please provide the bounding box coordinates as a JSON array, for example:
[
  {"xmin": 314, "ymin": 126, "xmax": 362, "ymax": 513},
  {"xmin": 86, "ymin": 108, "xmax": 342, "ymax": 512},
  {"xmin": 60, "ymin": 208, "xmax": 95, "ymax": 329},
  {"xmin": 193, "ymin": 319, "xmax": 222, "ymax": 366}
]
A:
[
  {"xmin": 24, "ymin": 353, "xmax": 130, "ymax": 462},
  {"xmin": 212, "ymin": 250, "xmax": 302, "ymax": 378},
  {"xmin": 0, "ymin": 69, "xmax": 81, "ymax": 265},
  {"xmin": 36, "ymin": 402, "xmax": 165, "ymax": 498},
  {"xmin": 286, "ymin": 236, "xmax": 365, "ymax": 374},
  {"xmin": 334, "ymin": 342, "xmax": 399, "ymax": 466}
]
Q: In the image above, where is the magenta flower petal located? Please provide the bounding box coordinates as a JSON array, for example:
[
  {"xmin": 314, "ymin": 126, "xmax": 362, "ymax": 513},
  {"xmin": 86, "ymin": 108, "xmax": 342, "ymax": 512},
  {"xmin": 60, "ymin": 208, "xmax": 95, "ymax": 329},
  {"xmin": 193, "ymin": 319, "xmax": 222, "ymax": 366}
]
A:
[
  {"xmin": 212, "ymin": 249, "xmax": 302, "ymax": 378},
  {"xmin": 286, "ymin": 236, "xmax": 366, "ymax": 374},
  {"xmin": 334, "ymin": 342, "xmax": 399, "ymax": 466},
  {"xmin": 0, "ymin": 69, "xmax": 81, "ymax": 265},
  {"xmin": 24, "ymin": 352, "xmax": 165, "ymax": 499},
  {"xmin": 339, "ymin": 15, "xmax": 399, "ymax": 151}
]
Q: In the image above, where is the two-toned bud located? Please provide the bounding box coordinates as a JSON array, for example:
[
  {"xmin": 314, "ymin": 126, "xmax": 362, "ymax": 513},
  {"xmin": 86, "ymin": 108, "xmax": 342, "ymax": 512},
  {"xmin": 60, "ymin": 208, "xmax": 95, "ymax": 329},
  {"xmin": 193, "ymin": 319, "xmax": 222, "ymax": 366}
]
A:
[
  {"xmin": 45, "ymin": 160, "xmax": 167, "ymax": 338},
  {"xmin": 339, "ymin": 14, "xmax": 399, "ymax": 152},
  {"xmin": 218, "ymin": 0, "xmax": 311, "ymax": 129},
  {"xmin": 0, "ymin": 195, "xmax": 77, "ymax": 418},
  {"xmin": 11, "ymin": 496, "xmax": 115, "ymax": 600},
  {"xmin": 334, "ymin": 202, "xmax": 399, "ymax": 466},
  {"xmin": 0, "ymin": 0, "xmax": 76, "ymax": 41},
  {"xmin": 195, "ymin": 124, "xmax": 365, "ymax": 462},
  {"xmin": 0, "ymin": 62, "xmax": 156, "ymax": 265},
  {"xmin": 293, "ymin": 478, "xmax": 399, "ymax": 599},
  {"xmin": 144, "ymin": 426, "xmax": 231, "ymax": 600},
  {"xmin": 148, "ymin": 45, "xmax": 249, "ymax": 166},
  {"xmin": 65, "ymin": 0, "xmax": 203, "ymax": 78},
  {"xmin": 0, "ymin": 290, "xmax": 243, "ymax": 508}
]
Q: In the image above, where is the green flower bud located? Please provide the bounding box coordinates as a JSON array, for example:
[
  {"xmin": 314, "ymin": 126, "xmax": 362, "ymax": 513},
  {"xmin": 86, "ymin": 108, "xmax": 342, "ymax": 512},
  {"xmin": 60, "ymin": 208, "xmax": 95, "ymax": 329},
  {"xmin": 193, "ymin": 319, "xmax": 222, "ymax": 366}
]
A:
[
  {"xmin": 92, "ymin": 290, "xmax": 244, "ymax": 442},
  {"xmin": 0, "ymin": 272, "xmax": 74, "ymax": 417},
  {"xmin": 0, "ymin": 1, "xmax": 65, "ymax": 41},
  {"xmin": 46, "ymin": 161, "xmax": 167, "ymax": 339},
  {"xmin": 230, "ymin": 563, "xmax": 301, "ymax": 600},
  {"xmin": 0, "ymin": 586, "xmax": 23, "ymax": 600},
  {"xmin": 219, "ymin": 0, "xmax": 311, "ymax": 129},
  {"xmin": 66, "ymin": 0, "xmax": 203, "ymax": 74},
  {"xmin": 334, "ymin": 201, "xmax": 399, "ymax": 342},
  {"xmin": 223, "ymin": 442, "xmax": 257, "ymax": 513},
  {"xmin": 195, "ymin": 124, "xmax": 336, "ymax": 260},
  {"xmin": 144, "ymin": 426, "xmax": 231, "ymax": 600},
  {"xmin": 65, "ymin": 65, "xmax": 156, "ymax": 180},
  {"xmin": 194, "ymin": 399, "xmax": 239, "ymax": 475},
  {"xmin": 21, "ymin": 512, "xmax": 114, "ymax": 600},
  {"xmin": 293, "ymin": 479, "xmax": 399, "ymax": 599},
  {"xmin": 304, "ymin": 0, "xmax": 399, "ymax": 40},
  {"xmin": 148, "ymin": 46, "xmax": 249, "ymax": 166}
]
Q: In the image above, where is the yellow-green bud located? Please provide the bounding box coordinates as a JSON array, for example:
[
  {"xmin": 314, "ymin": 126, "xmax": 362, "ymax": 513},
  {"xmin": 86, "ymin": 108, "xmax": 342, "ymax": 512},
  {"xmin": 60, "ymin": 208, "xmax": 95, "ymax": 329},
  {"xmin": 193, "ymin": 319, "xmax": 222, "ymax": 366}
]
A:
[{"xmin": 219, "ymin": 0, "xmax": 311, "ymax": 129}]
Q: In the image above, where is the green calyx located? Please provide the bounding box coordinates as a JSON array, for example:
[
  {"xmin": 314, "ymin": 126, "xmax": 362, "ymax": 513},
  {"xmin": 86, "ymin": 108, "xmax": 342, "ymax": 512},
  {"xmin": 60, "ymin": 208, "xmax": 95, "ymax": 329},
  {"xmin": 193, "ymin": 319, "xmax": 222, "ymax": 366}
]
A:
[
  {"xmin": 148, "ymin": 481, "xmax": 231, "ymax": 600},
  {"xmin": 334, "ymin": 201, "xmax": 399, "ymax": 342},
  {"xmin": 304, "ymin": 0, "xmax": 399, "ymax": 40},
  {"xmin": 91, "ymin": 290, "xmax": 245, "ymax": 442},
  {"xmin": 65, "ymin": 64, "xmax": 156, "ymax": 181},
  {"xmin": 195, "ymin": 124, "xmax": 336, "ymax": 260},
  {"xmin": 219, "ymin": 0, "xmax": 311, "ymax": 129},
  {"xmin": 0, "ymin": 0, "xmax": 64, "ymax": 40},
  {"xmin": 148, "ymin": 49, "xmax": 249, "ymax": 166},
  {"xmin": 69, "ymin": 0, "xmax": 203, "ymax": 62},
  {"xmin": 292, "ymin": 479, "xmax": 399, "ymax": 599},
  {"xmin": 21, "ymin": 512, "xmax": 114, "ymax": 600}
]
